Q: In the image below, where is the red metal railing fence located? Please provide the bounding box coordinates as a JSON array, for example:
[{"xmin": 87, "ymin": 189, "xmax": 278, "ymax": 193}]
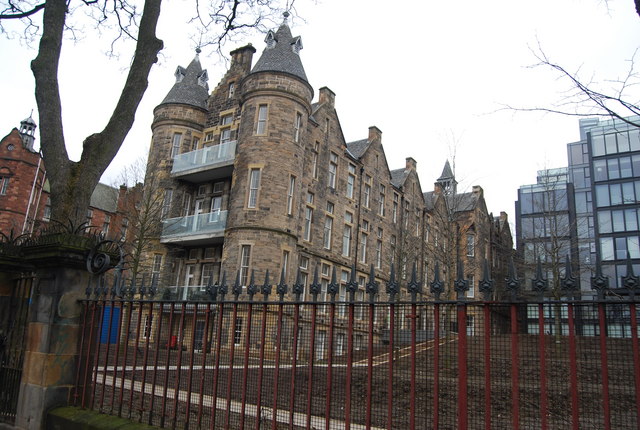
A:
[{"xmin": 73, "ymin": 260, "xmax": 640, "ymax": 429}]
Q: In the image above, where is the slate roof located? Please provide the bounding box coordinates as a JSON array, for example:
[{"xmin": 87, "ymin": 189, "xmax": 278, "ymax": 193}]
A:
[
  {"xmin": 453, "ymin": 192, "xmax": 478, "ymax": 212},
  {"xmin": 346, "ymin": 139, "xmax": 370, "ymax": 159},
  {"xmin": 160, "ymin": 54, "xmax": 209, "ymax": 110},
  {"xmin": 422, "ymin": 190, "xmax": 478, "ymax": 213},
  {"xmin": 438, "ymin": 160, "xmax": 454, "ymax": 181},
  {"xmin": 423, "ymin": 191, "xmax": 436, "ymax": 211},
  {"xmin": 251, "ymin": 23, "xmax": 308, "ymax": 82},
  {"xmin": 90, "ymin": 183, "xmax": 119, "ymax": 213},
  {"xmin": 390, "ymin": 168, "xmax": 409, "ymax": 188}
]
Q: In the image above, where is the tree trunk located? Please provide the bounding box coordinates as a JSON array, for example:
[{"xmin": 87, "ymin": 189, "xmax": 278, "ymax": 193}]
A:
[{"xmin": 31, "ymin": 0, "xmax": 164, "ymax": 225}]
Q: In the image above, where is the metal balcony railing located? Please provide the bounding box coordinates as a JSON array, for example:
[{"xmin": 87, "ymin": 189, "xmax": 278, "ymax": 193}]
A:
[
  {"xmin": 171, "ymin": 141, "xmax": 236, "ymax": 176},
  {"xmin": 160, "ymin": 210, "xmax": 227, "ymax": 242}
]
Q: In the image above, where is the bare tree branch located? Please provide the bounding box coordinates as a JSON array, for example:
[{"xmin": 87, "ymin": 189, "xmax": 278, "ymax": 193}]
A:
[
  {"xmin": 2, "ymin": 0, "xmax": 297, "ymax": 223},
  {"xmin": 502, "ymin": 42, "xmax": 640, "ymax": 129},
  {"xmin": 0, "ymin": 1, "xmax": 43, "ymax": 19}
]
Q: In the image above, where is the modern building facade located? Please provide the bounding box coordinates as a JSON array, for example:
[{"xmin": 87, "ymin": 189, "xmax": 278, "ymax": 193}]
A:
[
  {"xmin": 515, "ymin": 168, "xmax": 579, "ymax": 297},
  {"xmin": 575, "ymin": 116, "xmax": 640, "ymax": 289},
  {"xmin": 516, "ymin": 115, "xmax": 640, "ymax": 299}
]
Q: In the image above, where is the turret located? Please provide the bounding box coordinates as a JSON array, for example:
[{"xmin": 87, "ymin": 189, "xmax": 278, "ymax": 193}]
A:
[
  {"xmin": 148, "ymin": 49, "xmax": 209, "ymax": 201},
  {"xmin": 435, "ymin": 160, "xmax": 457, "ymax": 196},
  {"xmin": 19, "ymin": 114, "xmax": 37, "ymax": 150},
  {"xmin": 222, "ymin": 17, "xmax": 313, "ymax": 284}
]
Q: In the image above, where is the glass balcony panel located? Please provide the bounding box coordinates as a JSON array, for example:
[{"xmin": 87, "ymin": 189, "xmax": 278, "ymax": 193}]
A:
[
  {"xmin": 171, "ymin": 141, "xmax": 236, "ymax": 175},
  {"xmin": 161, "ymin": 210, "xmax": 227, "ymax": 240}
]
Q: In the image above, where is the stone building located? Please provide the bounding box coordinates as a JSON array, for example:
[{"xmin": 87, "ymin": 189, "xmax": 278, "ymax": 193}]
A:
[{"xmin": 142, "ymin": 19, "xmax": 514, "ymax": 346}]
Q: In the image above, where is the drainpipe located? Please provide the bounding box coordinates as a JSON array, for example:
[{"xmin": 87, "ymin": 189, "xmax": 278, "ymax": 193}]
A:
[
  {"xmin": 22, "ymin": 154, "xmax": 43, "ymax": 234},
  {"xmin": 353, "ymin": 165, "xmax": 364, "ymax": 269}
]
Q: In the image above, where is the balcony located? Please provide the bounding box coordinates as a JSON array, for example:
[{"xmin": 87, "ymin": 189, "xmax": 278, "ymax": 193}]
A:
[
  {"xmin": 171, "ymin": 141, "xmax": 236, "ymax": 182},
  {"xmin": 161, "ymin": 210, "xmax": 227, "ymax": 245}
]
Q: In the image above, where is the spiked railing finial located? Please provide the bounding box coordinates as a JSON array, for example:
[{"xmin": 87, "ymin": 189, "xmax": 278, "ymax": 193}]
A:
[
  {"xmin": 407, "ymin": 262, "xmax": 422, "ymax": 302},
  {"xmin": 277, "ymin": 267, "xmax": 288, "ymax": 300},
  {"xmin": 560, "ymin": 255, "xmax": 578, "ymax": 292},
  {"xmin": 366, "ymin": 264, "xmax": 379, "ymax": 303},
  {"xmin": 310, "ymin": 265, "xmax": 321, "ymax": 301},
  {"xmin": 346, "ymin": 264, "xmax": 358, "ymax": 302},
  {"xmin": 622, "ymin": 252, "xmax": 639, "ymax": 299},
  {"xmin": 479, "ymin": 259, "xmax": 494, "ymax": 301},
  {"xmin": 328, "ymin": 266, "xmax": 339, "ymax": 301},
  {"xmin": 232, "ymin": 270, "xmax": 242, "ymax": 299},
  {"xmin": 292, "ymin": 267, "xmax": 304, "ymax": 301},
  {"xmin": 591, "ymin": 260, "xmax": 609, "ymax": 300},
  {"xmin": 453, "ymin": 260, "xmax": 469, "ymax": 300},
  {"xmin": 531, "ymin": 258, "xmax": 547, "ymax": 299},
  {"xmin": 261, "ymin": 269, "xmax": 272, "ymax": 300},
  {"xmin": 430, "ymin": 262, "xmax": 444, "ymax": 301}
]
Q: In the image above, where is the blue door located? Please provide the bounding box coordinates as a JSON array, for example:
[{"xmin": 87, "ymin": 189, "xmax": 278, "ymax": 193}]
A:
[{"xmin": 100, "ymin": 306, "xmax": 120, "ymax": 344}]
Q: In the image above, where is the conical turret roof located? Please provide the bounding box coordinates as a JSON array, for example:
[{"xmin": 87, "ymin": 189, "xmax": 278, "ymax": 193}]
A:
[
  {"xmin": 251, "ymin": 22, "xmax": 308, "ymax": 82},
  {"xmin": 160, "ymin": 50, "xmax": 209, "ymax": 109},
  {"xmin": 438, "ymin": 160, "xmax": 455, "ymax": 181}
]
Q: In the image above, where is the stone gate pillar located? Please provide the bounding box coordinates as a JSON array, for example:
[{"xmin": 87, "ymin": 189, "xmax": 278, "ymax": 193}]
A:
[{"xmin": 13, "ymin": 246, "xmax": 90, "ymax": 430}]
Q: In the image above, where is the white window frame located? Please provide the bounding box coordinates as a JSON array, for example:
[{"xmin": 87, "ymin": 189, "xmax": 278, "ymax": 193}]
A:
[
  {"xmin": 287, "ymin": 176, "xmax": 296, "ymax": 215},
  {"xmin": 392, "ymin": 193, "xmax": 399, "ymax": 223},
  {"xmin": 162, "ymin": 189, "xmax": 173, "ymax": 218},
  {"xmin": 256, "ymin": 104, "xmax": 268, "ymax": 135},
  {"xmin": 342, "ymin": 224, "xmax": 352, "ymax": 257},
  {"xmin": 240, "ymin": 245, "xmax": 251, "ymax": 286},
  {"xmin": 247, "ymin": 168, "xmax": 261, "ymax": 208},
  {"xmin": 360, "ymin": 233, "xmax": 368, "ymax": 264},
  {"xmin": 379, "ymin": 184, "xmax": 386, "ymax": 216},
  {"xmin": 364, "ymin": 175, "xmax": 371, "ymax": 208},
  {"xmin": 200, "ymin": 263, "xmax": 215, "ymax": 290},
  {"xmin": 323, "ymin": 215, "xmax": 333, "ymax": 249},
  {"xmin": 467, "ymin": 234, "xmax": 475, "ymax": 257},
  {"xmin": 282, "ymin": 250, "xmax": 290, "ymax": 279},
  {"xmin": 294, "ymin": 112, "xmax": 303, "ymax": 143},
  {"xmin": 304, "ymin": 206, "xmax": 313, "ymax": 241},
  {"xmin": 171, "ymin": 133, "xmax": 182, "ymax": 158},
  {"xmin": 312, "ymin": 142, "xmax": 319, "ymax": 179},
  {"xmin": 347, "ymin": 164, "xmax": 356, "ymax": 198},
  {"xmin": 466, "ymin": 275, "xmax": 475, "ymax": 298},
  {"xmin": 220, "ymin": 114, "xmax": 233, "ymax": 144},
  {"xmin": 0, "ymin": 176, "xmax": 9, "ymax": 195},
  {"xmin": 328, "ymin": 153, "xmax": 338, "ymax": 189},
  {"xmin": 102, "ymin": 214, "xmax": 111, "ymax": 235}
]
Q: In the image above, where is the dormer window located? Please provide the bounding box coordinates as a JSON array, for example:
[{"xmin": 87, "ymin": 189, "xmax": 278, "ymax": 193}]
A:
[
  {"xmin": 174, "ymin": 66, "xmax": 186, "ymax": 83},
  {"xmin": 197, "ymin": 70, "xmax": 208, "ymax": 89},
  {"xmin": 291, "ymin": 36, "xmax": 303, "ymax": 54},
  {"xmin": 265, "ymin": 30, "xmax": 277, "ymax": 49}
]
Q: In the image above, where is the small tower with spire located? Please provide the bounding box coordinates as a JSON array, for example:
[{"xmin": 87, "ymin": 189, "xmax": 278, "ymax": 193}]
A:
[
  {"xmin": 19, "ymin": 113, "xmax": 37, "ymax": 150},
  {"xmin": 435, "ymin": 160, "xmax": 458, "ymax": 196}
]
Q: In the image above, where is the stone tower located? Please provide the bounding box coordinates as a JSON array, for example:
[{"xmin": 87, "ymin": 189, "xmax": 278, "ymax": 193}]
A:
[
  {"xmin": 148, "ymin": 50, "xmax": 209, "ymax": 207},
  {"xmin": 222, "ymin": 20, "xmax": 313, "ymax": 285}
]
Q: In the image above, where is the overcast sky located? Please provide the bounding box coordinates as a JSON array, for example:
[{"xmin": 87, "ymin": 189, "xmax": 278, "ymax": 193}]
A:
[{"xmin": 1, "ymin": 0, "xmax": 640, "ymax": 230}]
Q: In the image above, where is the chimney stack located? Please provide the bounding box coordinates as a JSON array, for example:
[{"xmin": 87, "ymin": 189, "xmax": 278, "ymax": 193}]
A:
[
  {"xmin": 319, "ymin": 87, "xmax": 336, "ymax": 108},
  {"xmin": 230, "ymin": 44, "xmax": 257, "ymax": 74}
]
